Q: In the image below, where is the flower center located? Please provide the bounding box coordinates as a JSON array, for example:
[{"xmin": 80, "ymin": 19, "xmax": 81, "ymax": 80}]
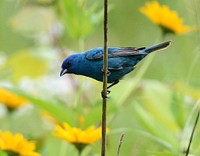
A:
[
  {"xmin": 5, "ymin": 150, "xmax": 19, "ymax": 156},
  {"xmin": 74, "ymin": 143, "xmax": 87, "ymax": 153},
  {"xmin": 160, "ymin": 25, "xmax": 175, "ymax": 35}
]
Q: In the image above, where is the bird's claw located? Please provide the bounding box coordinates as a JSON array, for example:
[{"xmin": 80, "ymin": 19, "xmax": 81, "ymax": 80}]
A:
[
  {"xmin": 101, "ymin": 69, "xmax": 111, "ymax": 76},
  {"xmin": 101, "ymin": 90, "xmax": 111, "ymax": 98},
  {"xmin": 107, "ymin": 70, "xmax": 111, "ymax": 76}
]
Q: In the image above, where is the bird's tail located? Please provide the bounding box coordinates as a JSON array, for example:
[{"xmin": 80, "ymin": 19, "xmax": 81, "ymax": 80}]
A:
[{"xmin": 141, "ymin": 41, "xmax": 171, "ymax": 53}]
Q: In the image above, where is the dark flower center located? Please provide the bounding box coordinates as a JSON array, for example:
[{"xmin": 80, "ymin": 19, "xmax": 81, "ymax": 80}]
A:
[
  {"xmin": 160, "ymin": 25, "xmax": 175, "ymax": 35},
  {"xmin": 5, "ymin": 150, "xmax": 19, "ymax": 156}
]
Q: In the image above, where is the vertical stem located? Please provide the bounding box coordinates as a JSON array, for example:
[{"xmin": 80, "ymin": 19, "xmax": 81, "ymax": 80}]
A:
[
  {"xmin": 116, "ymin": 133, "xmax": 125, "ymax": 156},
  {"xmin": 185, "ymin": 110, "xmax": 200, "ymax": 156},
  {"xmin": 101, "ymin": 0, "xmax": 108, "ymax": 155}
]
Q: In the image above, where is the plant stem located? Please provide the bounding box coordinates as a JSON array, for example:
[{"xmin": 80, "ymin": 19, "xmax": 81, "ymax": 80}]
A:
[
  {"xmin": 116, "ymin": 132, "xmax": 125, "ymax": 156},
  {"xmin": 185, "ymin": 110, "xmax": 200, "ymax": 156},
  {"xmin": 101, "ymin": 0, "xmax": 108, "ymax": 155}
]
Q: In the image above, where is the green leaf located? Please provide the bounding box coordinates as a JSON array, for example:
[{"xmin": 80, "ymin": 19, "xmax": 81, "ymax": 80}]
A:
[
  {"xmin": 132, "ymin": 102, "xmax": 179, "ymax": 151},
  {"xmin": 10, "ymin": 88, "xmax": 75, "ymax": 125},
  {"xmin": 140, "ymin": 131, "xmax": 177, "ymax": 153},
  {"xmin": 59, "ymin": 0, "xmax": 103, "ymax": 39},
  {"xmin": 140, "ymin": 81, "xmax": 180, "ymax": 132}
]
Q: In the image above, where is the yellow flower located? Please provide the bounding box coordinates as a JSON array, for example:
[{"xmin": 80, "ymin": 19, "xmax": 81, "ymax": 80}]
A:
[
  {"xmin": 0, "ymin": 131, "xmax": 40, "ymax": 156},
  {"xmin": 0, "ymin": 88, "xmax": 28, "ymax": 109},
  {"xmin": 140, "ymin": 1, "xmax": 192, "ymax": 35},
  {"xmin": 53, "ymin": 122, "xmax": 109, "ymax": 151}
]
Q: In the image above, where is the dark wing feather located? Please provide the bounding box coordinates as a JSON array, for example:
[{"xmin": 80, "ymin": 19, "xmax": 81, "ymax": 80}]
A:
[{"xmin": 85, "ymin": 47, "xmax": 147, "ymax": 61}]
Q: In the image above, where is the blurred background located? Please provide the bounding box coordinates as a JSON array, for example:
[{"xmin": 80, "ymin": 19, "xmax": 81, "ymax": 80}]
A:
[{"xmin": 0, "ymin": 0, "xmax": 200, "ymax": 155}]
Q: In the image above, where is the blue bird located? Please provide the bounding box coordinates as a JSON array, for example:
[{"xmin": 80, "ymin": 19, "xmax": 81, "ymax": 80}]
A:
[{"xmin": 60, "ymin": 41, "xmax": 171, "ymax": 89}]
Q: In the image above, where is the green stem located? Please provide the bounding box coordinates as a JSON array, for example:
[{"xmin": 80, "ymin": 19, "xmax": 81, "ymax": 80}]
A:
[
  {"xmin": 116, "ymin": 133, "xmax": 125, "ymax": 156},
  {"xmin": 101, "ymin": 0, "xmax": 108, "ymax": 155},
  {"xmin": 185, "ymin": 110, "xmax": 200, "ymax": 156}
]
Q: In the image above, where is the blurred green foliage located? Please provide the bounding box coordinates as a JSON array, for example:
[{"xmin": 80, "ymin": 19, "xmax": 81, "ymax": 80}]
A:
[
  {"xmin": 0, "ymin": 0, "xmax": 200, "ymax": 156},
  {"xmin": 58, "ymin": 0, "xmax": 103, "ymax": 40}
]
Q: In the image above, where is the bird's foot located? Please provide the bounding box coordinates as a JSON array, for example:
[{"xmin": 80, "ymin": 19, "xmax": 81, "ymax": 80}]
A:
[
  {"xmin": 101, "ymin": 69, "xmax": 111, "ymax": 76},
  {"xmin": 101, "ymin": 90, "xmax": 111, "ymax": 98},
  {"xmin": 100, "ymin": 80, "xmax": 119, "ymax": 98}
]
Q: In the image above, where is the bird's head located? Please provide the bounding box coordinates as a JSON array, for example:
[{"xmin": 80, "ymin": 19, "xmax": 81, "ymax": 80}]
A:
[{"xmin": 60, "ymin": 54, "xmax": 81, "ymax": 77}]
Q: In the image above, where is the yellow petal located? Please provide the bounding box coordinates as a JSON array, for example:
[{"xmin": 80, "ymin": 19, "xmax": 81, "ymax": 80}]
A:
[
  {"xmin": 53, "ymin": 123, "xmax": 109, "ymax": 145},
  {"xmin": 140, "ymin": 1, "xmax": 193, "ymax": 34},
  {"xmin": 0, "ymin": 130, "xmax": 40, "ymax": 156}
]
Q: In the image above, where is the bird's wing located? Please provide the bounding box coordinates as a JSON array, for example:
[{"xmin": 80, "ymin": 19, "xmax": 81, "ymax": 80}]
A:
[{"xmin": 85, "ymin": 47, "xmax": 147, "ymax": 61}]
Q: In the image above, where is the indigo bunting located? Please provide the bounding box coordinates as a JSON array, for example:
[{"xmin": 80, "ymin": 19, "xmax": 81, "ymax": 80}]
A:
[{"xmin": 60, "ymin": 41, "xmax": 171, "ymax": 88}]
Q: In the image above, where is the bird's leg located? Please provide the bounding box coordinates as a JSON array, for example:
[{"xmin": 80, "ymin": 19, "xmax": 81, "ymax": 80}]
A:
[
  {"xmin": 101, "ymin": 80, "xmax": 119, "ymax": 98},
  {"xmin": 101, "ymin": 69, "xmax": 112, "ymax": 98},
  {"xmin": 101, "ymin": 91, "xmax": 109, "ymax": 98},
  {"xmin": 107, "ymin": 80, "xmax": 119, "ymax": 90}
]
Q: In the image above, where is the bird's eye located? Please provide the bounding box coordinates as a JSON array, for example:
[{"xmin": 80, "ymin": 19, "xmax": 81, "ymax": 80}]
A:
[{"xmin": 67, "ymin": 62, "xmax": 71, "ymax": 66}]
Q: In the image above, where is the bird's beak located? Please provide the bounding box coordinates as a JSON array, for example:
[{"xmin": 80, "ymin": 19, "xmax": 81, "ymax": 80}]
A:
[{"xmin": 60, "ymin": 69, "xmax": 68, "ymax": 77}]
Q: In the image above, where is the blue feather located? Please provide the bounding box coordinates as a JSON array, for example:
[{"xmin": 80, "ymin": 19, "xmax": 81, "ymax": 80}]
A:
[{"xmin": 60, "ymin": 41, "xmax": 171, "ymax": 83}]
